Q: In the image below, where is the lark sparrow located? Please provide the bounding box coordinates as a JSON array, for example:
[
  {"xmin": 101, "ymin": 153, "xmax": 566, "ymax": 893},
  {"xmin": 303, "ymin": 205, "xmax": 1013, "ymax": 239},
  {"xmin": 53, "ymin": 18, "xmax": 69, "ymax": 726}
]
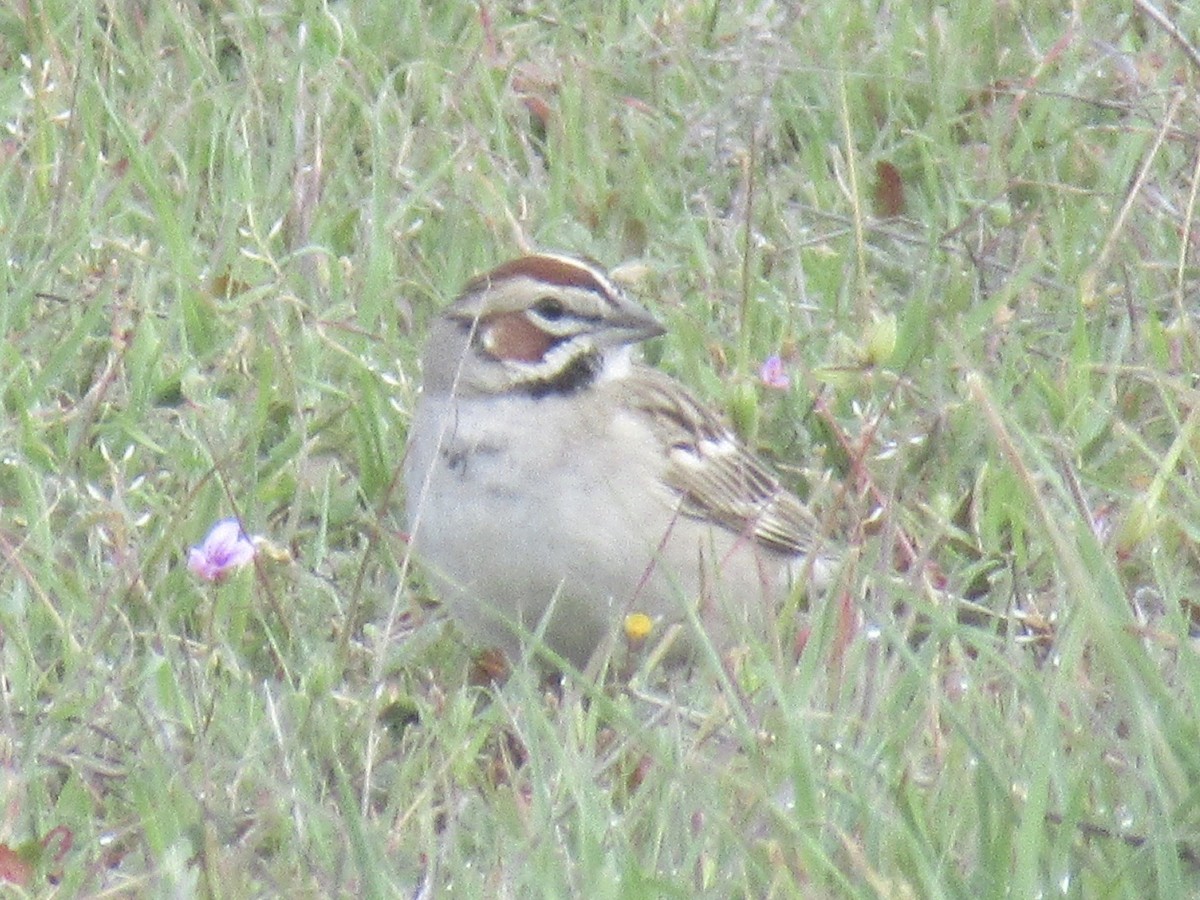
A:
[{"xmin": 403, "ymin": 253, "xmax": 833, "ymax": 671}]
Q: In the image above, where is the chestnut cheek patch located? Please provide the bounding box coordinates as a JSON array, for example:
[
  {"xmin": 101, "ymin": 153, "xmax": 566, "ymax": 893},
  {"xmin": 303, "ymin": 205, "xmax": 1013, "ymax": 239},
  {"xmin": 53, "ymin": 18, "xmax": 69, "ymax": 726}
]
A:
[{"xmin": 480, "ymin": 312, "xmax": 557, "ymax": 363}]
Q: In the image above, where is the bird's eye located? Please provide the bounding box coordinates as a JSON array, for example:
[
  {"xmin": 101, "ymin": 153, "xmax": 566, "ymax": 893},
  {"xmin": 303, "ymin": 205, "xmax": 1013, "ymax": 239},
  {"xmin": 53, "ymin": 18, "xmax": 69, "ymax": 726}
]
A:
[{"xmin": 532, "ymin": 296, "xmax": 566, "ymax": 321}]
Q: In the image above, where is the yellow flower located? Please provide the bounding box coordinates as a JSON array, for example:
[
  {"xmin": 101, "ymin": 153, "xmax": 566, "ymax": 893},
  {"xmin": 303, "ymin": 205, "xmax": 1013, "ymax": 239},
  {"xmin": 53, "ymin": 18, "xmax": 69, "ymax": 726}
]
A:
[{"xmin": 624, "ymin": 612, "xmax": 654, "ymax": 643}]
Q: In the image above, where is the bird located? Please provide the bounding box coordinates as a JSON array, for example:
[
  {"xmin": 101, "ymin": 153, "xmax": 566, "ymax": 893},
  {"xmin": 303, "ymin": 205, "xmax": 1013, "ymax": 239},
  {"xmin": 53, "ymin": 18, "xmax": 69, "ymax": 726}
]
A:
[{"xmin": 403, "ymin": 252, "xmax": 833, "ymax": 672}]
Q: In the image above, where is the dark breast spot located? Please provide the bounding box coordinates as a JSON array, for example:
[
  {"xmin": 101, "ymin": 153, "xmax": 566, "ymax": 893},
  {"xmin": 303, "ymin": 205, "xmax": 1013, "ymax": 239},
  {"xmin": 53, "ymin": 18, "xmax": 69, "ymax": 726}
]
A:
[{"xmin": 439, "ymin": 441, "xmax": 504, "ymax": 479}]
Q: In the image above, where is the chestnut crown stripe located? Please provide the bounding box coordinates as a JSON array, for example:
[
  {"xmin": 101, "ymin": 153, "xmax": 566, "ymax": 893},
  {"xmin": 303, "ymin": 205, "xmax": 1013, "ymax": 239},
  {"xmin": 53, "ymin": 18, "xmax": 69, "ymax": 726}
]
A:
[{"xmin": 463, "ymin": 254, "xmax": 620, "ymax": 302}]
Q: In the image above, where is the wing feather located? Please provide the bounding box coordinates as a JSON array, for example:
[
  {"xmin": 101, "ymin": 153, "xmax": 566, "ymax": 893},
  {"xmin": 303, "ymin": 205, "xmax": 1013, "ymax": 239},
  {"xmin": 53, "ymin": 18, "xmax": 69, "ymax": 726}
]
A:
[{"xmin": 623, "ymin": 367, "xmax": 820, "ymax": 556}]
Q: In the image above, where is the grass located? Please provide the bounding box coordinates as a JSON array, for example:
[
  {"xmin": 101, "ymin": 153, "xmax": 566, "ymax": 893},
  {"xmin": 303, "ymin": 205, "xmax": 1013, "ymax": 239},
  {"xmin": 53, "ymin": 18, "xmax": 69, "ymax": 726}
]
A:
[{"xmin": 2, "ymin": 0, "xmax": 1200, "ymax": 895}]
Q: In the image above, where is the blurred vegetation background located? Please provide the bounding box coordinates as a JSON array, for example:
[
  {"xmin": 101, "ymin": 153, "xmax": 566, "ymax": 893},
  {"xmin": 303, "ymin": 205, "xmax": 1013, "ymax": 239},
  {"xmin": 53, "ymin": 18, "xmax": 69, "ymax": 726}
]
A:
[{"xmin": 2, "ymin": 1, "xmax": 1200, "ymax": 895}]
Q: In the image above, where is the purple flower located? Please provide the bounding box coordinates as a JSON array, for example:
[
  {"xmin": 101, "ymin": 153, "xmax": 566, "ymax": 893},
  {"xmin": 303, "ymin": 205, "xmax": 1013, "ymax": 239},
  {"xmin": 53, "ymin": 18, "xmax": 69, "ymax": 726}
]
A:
[
  {"xmin": 759, "ymin": 354, "xmax": 790, "ymax": 390},
  {"xmin": 188, "ymin": 518, "xmax": 256, "ymax": 582}
]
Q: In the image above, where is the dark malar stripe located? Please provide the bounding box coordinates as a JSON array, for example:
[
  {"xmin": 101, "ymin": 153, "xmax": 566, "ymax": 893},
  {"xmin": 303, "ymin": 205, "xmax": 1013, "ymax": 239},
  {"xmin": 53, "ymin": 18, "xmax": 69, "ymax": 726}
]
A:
[{"xmin": 524, "ymin": 351, "xmax": 602, "ymax": 399}]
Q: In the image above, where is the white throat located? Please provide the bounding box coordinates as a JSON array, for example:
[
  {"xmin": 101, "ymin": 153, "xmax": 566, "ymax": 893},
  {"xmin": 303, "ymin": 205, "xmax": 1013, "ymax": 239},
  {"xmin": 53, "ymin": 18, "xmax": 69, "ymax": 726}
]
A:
[{"xmin": 597, "ymin": 346, "xmax": 634, "ymax": 382}]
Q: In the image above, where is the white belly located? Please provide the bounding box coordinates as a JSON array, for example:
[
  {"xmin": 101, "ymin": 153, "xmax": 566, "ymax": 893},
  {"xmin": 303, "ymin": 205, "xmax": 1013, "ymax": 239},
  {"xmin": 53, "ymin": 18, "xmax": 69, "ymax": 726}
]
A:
[{"xmin": 404, "ymin": 390, "xmax": 798, "ymax": 668}]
